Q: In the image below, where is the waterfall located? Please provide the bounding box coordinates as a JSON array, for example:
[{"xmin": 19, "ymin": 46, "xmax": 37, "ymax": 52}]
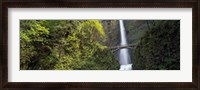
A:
[{"xmin": 119, "ymin": 20, "xmax": 132, "ymax": 70}]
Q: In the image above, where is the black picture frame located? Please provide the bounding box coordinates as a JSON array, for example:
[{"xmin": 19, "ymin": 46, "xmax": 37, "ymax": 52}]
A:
[{"xmin": 1, "ymin": 0, "xmax": 199, "ymax": 90}]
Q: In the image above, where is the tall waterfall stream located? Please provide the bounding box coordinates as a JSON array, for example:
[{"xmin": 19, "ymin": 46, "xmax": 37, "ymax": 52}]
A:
[{"xmin": 119, "ymin": 20, "xmax": 132, "ymax": 70}]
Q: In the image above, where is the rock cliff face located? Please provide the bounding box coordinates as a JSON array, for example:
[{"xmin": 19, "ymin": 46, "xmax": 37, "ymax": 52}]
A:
[
  {"xmin": 101, "ymin": 20, "xmax": 149, "ymax": 46},
  {"xmin": 101, "ymin": 20, "xmax": 120, "ymax": 47}
]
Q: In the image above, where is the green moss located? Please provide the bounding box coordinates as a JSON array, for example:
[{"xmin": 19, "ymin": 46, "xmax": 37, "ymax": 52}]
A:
[{"xmin": 132, "ymin": 20, "xmax": 180, "ymax": 70}]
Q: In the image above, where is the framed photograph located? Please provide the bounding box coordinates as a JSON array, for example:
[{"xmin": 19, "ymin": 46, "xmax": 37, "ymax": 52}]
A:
[{"xmin": 1, "ymin": 0, "xmax": 199, "ymax": 89}]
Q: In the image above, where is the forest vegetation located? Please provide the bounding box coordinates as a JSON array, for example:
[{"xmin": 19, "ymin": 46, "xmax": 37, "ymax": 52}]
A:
[{"xmin": 20, "ymin": 20, "xmax": 180, "ymax": 70}]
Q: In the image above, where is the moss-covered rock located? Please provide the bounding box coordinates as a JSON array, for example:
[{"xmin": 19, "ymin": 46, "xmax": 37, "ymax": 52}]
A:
[{"xmin": 132, "ymin": 20, "xmax": 180, "ymax": 70}]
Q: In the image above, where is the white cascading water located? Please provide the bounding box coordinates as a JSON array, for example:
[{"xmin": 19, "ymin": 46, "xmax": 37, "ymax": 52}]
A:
[{"xmin": 119, "ymin": 20, "xmax": 132, "ymax": 70}]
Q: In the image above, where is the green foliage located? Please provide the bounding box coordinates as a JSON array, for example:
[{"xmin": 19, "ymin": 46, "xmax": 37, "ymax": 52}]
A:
[
  {"xmin": 20, "ymin": 20, "xmax": 50, "ymax": 69},
  {"xmin": 132, "ymin": 20, "xmax": 180, "ymax": 70},
  {"xmin": 80, "ymin": 49, "xmax": 120, "ymax": 70},
  {"xmin": 20, "ymin": 20, "xmax": 119, "ymax": 70}
]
